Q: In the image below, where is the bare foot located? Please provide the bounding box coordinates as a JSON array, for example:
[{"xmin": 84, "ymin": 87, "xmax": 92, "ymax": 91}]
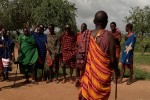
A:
[
  {"xmin": 32, "ymin": 80, "xmax": 39, "ymax": 85},
  {"xmin": 55, "ymin": 80, "xmax": 59, "ymax": 84},
  {"xmin": 69, "ymin": 80, "xmax": 74, "ymax": 84},
  {"xmin": 117, "ymin": 79, "xmax": 123, "ymax": 84},
  {"xmin": 61, "ymin": 79, "xmax": 66, "ymax": 83}
]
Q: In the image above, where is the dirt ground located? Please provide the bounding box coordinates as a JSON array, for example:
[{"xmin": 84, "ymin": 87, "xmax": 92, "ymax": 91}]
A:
[
  {"xmin": 0, "ymin": 65, "xmax": 150, "ymax": 100},
  {"xmin": 0, "ymin": 49, "xmax": 150, "ymax": 100}
]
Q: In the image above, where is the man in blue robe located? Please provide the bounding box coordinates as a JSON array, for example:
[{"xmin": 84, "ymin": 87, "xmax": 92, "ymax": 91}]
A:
[{"xmin": 119, "ymin": 23, "xmax": 136, "ymax": 85}]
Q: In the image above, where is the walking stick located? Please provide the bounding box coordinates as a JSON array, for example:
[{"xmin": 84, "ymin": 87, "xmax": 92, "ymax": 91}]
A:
[
  {"xmin": 12, "ymin": 61, "xmax": 19, "ymax": 88},
  {"xmin": 115, "ymin": 74, "xmax": 118, "ymax": 100}
]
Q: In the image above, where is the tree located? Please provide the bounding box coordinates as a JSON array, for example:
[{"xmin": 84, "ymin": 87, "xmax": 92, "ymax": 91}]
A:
[
  {"xmin": 125, "ymin": 6, "xmax": 150, "ymax": 53},
  {"xmin": 125, "ymin": 6, "xmax": 150, "ymax": 37},
  {"xmin": 0, "ymin": 0, "xmax": 77, "ymax": 32}
]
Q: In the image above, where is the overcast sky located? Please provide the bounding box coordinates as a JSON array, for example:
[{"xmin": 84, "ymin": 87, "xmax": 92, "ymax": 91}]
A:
[{"xmin": 68, "ymin": 0, "xmax": 150, "ymax": 32}]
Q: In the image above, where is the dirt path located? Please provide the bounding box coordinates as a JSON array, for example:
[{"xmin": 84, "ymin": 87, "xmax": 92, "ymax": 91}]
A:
[
  {"xmin": 0, "ymin": 79, "xmax": 150, "ymax": 100},
  {"xmin": 0, "ymin": 48, "xmax": 149, "ymax": 100},
  {"xmin": 0, "ymin": 65, "xmax": 150, "ymax": 100}
]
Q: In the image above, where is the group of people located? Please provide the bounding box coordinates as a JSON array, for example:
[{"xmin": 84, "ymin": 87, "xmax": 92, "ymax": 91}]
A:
[{"xmin": 0, "ymin": 10, "xmax": 136, "ymax": 100}]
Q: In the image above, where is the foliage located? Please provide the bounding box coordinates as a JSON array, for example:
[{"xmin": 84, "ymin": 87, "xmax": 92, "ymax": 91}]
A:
[
  {"xmin": 120, "ymin": 34, "xmax": 150, "ymax": 53},
  {"xmin": 134, "ymin": 53, "xmax": 150, "ymax": 65},
  {"xmin": 0, "ymin": 0, "xmax": 78, "ymax": 32},
  {"xmin": 123, "ymin": 68, "xmax": 150, "ymax": 80},
  {"xmin": 125, "ymin": 6, "xmax": 150, "ymax": 35}
]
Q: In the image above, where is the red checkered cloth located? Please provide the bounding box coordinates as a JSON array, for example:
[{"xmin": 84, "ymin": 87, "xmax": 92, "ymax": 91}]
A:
[
  {"xmin": 0, "ymin": 58, "xmax": 3, "ymax": 70},
  {"xmin": 61, "ymin": 32, "xmax": 77, "ymax": 62},
  {"xmin": 46, "ymin": 50, "xmax": 53, "ymax": 67}
]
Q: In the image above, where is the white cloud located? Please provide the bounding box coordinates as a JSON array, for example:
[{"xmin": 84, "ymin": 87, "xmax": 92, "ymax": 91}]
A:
[{"xmin": 68, "ymin": 0, "xmax": 150, "ymax": 32}]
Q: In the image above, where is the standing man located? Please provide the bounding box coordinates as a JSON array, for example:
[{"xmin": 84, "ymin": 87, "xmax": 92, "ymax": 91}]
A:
[
  {"xmin": 61, "ymin": 24, "xmax": 77, "ymax": 83},
  {"xmin": 32, "ymin": 25, "xmax": 47, "ymax": 84},
  {"xmin": 79, "ymin": 11, "xmax": 120, "ymax": 100},
  {"xmin": 0, "ymin": 27, "xmax": 3, "ymax": 90},
  {"xmin": 119, "ymin": 23, "xmax": 136, "ymax": 85},
  {"xmin": 0, "ymin": 28, "xmax": 14, "ymax": 81},
  {"xmin": 0, "ymin": 28, "xmax": 4, "ymax": 75},
  {"xmin": 75, "ymin": 23, "xmax": 90, "ymax": 87},
  {"xmin": 110, "ymin": 22, "xmax": 122, "ymax": 81},
  {"xmin": 46, "ymin": 24, "xmax": 61, "ymax": 83},
  {"xmin": 110, "ymin": 22, "xmax": 122, "ymax": 62},
  {"xmin": 18, "ymin": 27, "xmax": 38, "ymax": 83}
]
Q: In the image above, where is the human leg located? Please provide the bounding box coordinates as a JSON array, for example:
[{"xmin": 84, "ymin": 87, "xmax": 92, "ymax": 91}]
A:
[
  {"xmin": 62, "ymin": 62, "xmax": 67, "ymax": 83},
  {"xmin": 55, "ymin": 54, "xmax": 60, "ymax": 83},
  {"xmin": 118, "ymin": 64, "xmax": 125, "ymax": 83},
  {"xmin": 70, "ymin": 67, "xmax": 74, "ymax": 83},
  {"xmin": 126, "ymin": 64, "xmax": 133, "ymax": 85}
]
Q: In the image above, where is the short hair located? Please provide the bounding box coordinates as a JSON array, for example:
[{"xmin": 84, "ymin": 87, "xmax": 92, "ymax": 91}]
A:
[
  {"xmin": 110, "ymin": 22, "xmax": 116, "ymax": 27},
  {"xmin": 126, "ymin": 23, "xmax": 133, "ymax": 30},
  {"xmin": 82, "ymin": 23, "xmax": 87, "ymax": 28},
  {"xmin": 49, "ymin": 24, "xmax": 55, "ymax": 28},
  {"xmin": 94, "ymin": 11, "xmax": 108, "ymax": 29}
]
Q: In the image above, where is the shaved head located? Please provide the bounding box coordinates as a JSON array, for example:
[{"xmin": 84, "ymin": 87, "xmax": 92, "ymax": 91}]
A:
[{"xmin": 94, "ymin": 11, "xmax": 108, "ymax": 29}]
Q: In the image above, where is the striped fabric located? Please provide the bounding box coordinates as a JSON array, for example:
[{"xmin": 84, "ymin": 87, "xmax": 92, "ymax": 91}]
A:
[{"xmin": 80, "ymin": 36, "xmax": 112, "ymax": 100}]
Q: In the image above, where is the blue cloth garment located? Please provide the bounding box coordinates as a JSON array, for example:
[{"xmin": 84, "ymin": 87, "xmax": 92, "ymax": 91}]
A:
[
  {"xmin": 32, "ymin": 32, "xmax": 47, "ymax": 60},
  {"xmin": 121, "ymin": 34, "xmax": 136, "ymax": 64},
  {"xmin": 0, "ymin": 36, "xmax": 14, "ymax": 59}
]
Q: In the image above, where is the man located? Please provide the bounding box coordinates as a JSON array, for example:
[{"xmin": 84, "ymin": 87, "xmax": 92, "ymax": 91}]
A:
[
  {"xmin": 110, "ymin": 22, "xmax": 122, "ymax": 61},
  {"xmin": 46, "ymin": 24, "xmax": 61, "ymax": 83},
  {"xmin": 0, "ymin": 28, "xmax": 14, "ymax": 81},
  {"xmin": 0, "ymin": 28, "xmax": 4, "ymax": 77},
  {"xmin": 119, "ymin": 23, "xmax": 136, "ymax": 85},
  {"xmin": 32, "ymin": 24, "xmax": 47, "ymax": 84},
  {"xmin": 0, "ymin": 27, "xmax": 3, "ymax": 90},
  {"xmin": 0, "ymin": 28, "xmax": 4, "ymax": 85},
  {"xmin": 61, "ymin": 24, "xmax": 77, "ymax": 83},
  {"xmin": 79, "ymin": 11, "xmax": 120, "ymax": 100},
  {"xmin": 18, "ymin": 27, "xmax": 38, "ymax": 83},
  {"xmin": 75, "ymin": 23, "xmax": 90, "ymax": 87},
  {"xmin": 110, "ymin": 22, "xmax": 122, "ymax": 81}
]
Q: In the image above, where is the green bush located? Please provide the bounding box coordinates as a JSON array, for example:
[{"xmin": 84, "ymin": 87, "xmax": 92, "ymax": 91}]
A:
[{"xmin": 123, "ymin": 68, "xmax": 150, "ymax": 80}]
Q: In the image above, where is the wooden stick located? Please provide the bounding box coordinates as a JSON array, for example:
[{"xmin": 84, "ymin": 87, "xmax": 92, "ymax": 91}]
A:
[{"xmin": 115, "ymin": 75, "xmax": 118, "ymax": 100}]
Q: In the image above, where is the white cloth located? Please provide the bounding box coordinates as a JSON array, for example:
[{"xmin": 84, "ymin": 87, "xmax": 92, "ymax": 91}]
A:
[{"xmin": 2, "ymin": 58, "xmax": 10, "ymax": 67}]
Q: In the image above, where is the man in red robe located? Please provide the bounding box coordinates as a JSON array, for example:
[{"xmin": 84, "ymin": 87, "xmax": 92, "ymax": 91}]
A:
[
  {"xmin": 75, "ymin": 23, "xmax": 90, "ymax": 87},
  {"xmin": 110, "ymin": 22, "xmax": 122, "ymax": 62},
  {"xmin": 79, "ymin": 11, "xmax": 120, "ymax": 100},
  {"xmin": 61, "ymin": 24, "xmax": 77, "ymax": 83},
  {"xmin": 110, "ymin": 22, "xmax": 122, "ymax": 81}
]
